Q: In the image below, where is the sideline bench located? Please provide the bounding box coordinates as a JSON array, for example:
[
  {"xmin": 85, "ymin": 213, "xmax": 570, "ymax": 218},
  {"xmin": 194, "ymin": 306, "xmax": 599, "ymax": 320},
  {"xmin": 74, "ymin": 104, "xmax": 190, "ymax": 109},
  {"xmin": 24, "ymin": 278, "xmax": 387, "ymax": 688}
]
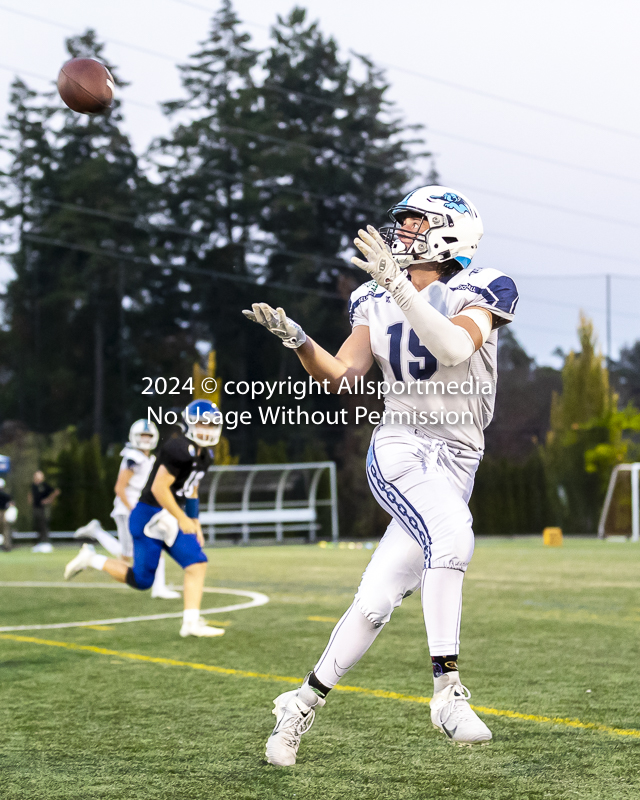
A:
[{"xmin": 198, "ymin": 462, "xmax": 339, "ymax": 544}]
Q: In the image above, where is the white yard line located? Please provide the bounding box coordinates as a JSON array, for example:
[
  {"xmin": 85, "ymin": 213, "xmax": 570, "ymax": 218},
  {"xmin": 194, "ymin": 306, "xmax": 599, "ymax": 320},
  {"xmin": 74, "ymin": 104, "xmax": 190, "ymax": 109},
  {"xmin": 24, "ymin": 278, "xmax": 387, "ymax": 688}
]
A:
[{"xmin": 0, "ymin": 585, "xmax": 269, "ymax": 631}]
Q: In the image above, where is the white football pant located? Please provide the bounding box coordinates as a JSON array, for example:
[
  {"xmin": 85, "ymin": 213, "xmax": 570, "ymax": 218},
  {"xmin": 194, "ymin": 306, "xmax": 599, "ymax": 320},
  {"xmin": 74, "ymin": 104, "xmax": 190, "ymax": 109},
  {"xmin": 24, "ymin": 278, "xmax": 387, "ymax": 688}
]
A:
[
  {"xmin": 314, "ymin": 425, "xmax": 479, "ymax": 690},
  {"xmin": 113, "ymin": 513, "xmax": 134, "ymax": 559}
]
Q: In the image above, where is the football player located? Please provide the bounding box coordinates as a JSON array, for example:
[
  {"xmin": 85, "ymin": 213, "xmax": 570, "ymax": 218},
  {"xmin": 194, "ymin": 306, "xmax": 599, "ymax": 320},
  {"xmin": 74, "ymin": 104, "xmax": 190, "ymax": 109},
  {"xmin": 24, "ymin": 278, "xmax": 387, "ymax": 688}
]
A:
[
  {"xmin": 244, "ymin": 186, "xmax": 519, "ymax": 763},
  {"xmin": 73, "ymin": 420, "xmax": 179, "ymax": 599},
  {"xmin": 64, "ymin": 399, "xmax": 225, "ymax": 638}
]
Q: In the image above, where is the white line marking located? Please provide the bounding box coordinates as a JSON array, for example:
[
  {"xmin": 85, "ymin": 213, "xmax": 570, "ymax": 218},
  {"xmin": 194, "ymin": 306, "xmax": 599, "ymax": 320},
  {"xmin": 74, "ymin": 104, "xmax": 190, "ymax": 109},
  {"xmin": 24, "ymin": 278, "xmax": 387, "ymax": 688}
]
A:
[
  {"xmin": 0, "ymin": 581, "xmax": 130, "ymax": 589},
  {"xmin": 0, "ymin": 585, "xmax": 269, "ymax": 632}
]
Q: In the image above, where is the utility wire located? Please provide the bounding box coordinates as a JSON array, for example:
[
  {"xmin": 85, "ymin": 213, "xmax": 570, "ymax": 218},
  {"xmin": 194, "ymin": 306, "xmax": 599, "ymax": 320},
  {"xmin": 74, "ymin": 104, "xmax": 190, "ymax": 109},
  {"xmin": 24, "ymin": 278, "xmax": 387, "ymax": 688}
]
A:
[
  {"xmin": 21, "ymin": 233, "xmax": 344, "ymax": 299},
  {"xmin": 0, "ymin": 9, "xmax": 637, "ymax": 185},
  {"xmin": 14, "ymin": 198, "xmax": 356, "ymax": 271},
  {"xmin": 166, "ymin": 0, "xmax": 640, "ymax": 142},
  {"xmin": 523, "ymin": 294, "xmax": 638, "ymax": 322},
  {"xmin": 2, "ymin": 60, "xmax": 637, "ymax": 231},
  {"xmin": 486, "ymin": 232, "xmax": 639, "ymax": 266},
  {"xmin": 2, "ymin": 61, "xmax": 638, "ymax": 230},
  {"xmin": 0, "ymin": 4, "xmax": 179, "ymax": 63},
  {"xmin": 428, "ymin": 127, "xmax": 640, "ymax": 186},
  {"xmin": 379, "ymin": 63, "xmax": 640, "ymax": 143},
  {"xmin": 450, "ymin": 180, "xmax": 640, "ymax": 230},
  {"xmin": 10, "ymin": 194, "xmax": 639, "ymax": 268}
]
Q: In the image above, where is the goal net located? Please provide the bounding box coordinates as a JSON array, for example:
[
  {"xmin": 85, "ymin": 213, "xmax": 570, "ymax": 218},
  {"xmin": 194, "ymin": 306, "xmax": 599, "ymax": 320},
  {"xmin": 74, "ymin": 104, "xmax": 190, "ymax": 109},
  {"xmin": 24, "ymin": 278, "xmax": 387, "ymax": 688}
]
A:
[{"xmin": 598, "ymin": 464, "xmax": 640, "ymax": 541}]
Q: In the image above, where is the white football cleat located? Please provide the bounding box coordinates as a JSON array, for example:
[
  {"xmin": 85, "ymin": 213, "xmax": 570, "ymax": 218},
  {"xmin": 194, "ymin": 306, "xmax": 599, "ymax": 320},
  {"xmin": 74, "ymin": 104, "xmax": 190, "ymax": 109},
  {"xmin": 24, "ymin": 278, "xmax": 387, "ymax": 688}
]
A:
[
  {"xmin": 179, "ymin": 619, "xmax": 225, "ymax": 637},
  {"xmin": 265, "ymin": 688, "xmax": 326, "ymax": 766},
  {"xmin": 151, "ymin": 585, "xmax": 182, "ymax": 600},
  {"xmin": 74, "ymin": 519, "xmax": 103, "ymax": 542},
  {"xmin": 430, "ymin": 683, "xmax": 492, "ymax": 744},
  {"xmin": 64, "ymin": 543, "xmax": 95, "ymax": 580},
  {"xmin": 32, "ymin": 542, "xmax": 53, "ymax": 553}
]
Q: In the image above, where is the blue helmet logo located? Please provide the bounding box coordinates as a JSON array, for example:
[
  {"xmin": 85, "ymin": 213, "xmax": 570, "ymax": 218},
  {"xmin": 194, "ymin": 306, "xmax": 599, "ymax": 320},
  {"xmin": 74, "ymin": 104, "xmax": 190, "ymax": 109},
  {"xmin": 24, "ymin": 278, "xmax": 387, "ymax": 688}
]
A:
[{"xmin": 430, "ymin": 193, "xmax": 470, "ymax": 214}]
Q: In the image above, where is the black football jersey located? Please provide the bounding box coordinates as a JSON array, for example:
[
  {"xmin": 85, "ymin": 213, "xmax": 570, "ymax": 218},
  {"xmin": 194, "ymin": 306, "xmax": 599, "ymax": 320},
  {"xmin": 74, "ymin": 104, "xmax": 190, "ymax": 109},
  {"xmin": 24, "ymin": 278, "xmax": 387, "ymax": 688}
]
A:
[{"xmin": 139, "ymin": 435, "xmax": 213, "ymax": 508}]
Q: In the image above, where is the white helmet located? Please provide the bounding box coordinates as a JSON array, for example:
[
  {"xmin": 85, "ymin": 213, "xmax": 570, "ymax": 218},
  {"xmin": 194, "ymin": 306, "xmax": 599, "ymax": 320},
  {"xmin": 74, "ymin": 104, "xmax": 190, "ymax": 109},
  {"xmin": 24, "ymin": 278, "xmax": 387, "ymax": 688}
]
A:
[
  {"xmin": 128, "ymin": 419, "xmax": 159, "ymax": 451},
  {"xmin": 381, "ymin": 185, "xmax": 483, "ymax": 270}
]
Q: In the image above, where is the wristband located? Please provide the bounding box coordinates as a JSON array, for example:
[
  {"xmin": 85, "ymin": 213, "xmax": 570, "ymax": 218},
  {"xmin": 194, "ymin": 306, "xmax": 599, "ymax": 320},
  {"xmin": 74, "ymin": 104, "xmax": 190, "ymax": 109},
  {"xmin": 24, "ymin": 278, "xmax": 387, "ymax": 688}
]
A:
[{"xmin": 185, "ymin": 497, "xmax": 199, "ymax": 519}]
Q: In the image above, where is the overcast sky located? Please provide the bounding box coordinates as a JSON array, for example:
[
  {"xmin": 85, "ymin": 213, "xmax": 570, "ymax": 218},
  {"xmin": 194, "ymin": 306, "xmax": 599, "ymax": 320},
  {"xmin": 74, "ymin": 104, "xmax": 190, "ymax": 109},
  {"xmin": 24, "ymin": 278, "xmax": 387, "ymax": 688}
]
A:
[{"xmin": 0, "ymin": 0, "xmax": 638, "ymax": 366}]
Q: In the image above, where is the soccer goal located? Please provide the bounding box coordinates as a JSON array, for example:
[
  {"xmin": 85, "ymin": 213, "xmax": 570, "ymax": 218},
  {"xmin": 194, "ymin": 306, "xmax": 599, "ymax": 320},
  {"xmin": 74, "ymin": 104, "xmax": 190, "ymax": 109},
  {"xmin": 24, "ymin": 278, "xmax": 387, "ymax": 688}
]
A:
[
  {"xmin": 198, "ymin": 461, "xmax": 339, "ymax": 545},
  {"xmin": 598, "ymin": 463, "xmax": 640, "ymax": 541}
]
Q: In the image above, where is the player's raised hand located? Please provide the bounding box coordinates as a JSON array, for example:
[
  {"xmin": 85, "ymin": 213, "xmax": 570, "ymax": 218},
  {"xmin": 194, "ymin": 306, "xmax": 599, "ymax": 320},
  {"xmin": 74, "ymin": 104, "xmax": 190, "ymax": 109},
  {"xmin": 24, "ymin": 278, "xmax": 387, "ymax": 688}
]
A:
[
  {"xmin": 351, "ymin": 225, "xmax": 403, "ymax": 289},
  {"xmin": 242, "ymin": 303, "xmax": 307, "ymax": 349}
]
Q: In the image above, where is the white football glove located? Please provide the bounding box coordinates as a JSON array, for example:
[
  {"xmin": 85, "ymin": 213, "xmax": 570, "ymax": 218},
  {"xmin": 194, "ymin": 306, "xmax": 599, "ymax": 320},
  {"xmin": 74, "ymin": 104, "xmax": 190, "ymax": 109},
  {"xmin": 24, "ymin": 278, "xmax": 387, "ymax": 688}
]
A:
[
  {"xmin": 351, "ymin": 225, "xmax": 404, "ymax": 290},
  {"xmin": 242, "ymin": 303, "xmax": 307, "ymax": 349}
]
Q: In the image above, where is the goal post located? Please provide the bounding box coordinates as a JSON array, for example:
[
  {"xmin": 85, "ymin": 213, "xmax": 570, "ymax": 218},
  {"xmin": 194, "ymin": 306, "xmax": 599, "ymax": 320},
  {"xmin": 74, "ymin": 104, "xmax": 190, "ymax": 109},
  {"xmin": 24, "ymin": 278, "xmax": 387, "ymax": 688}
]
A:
[{"xmin": 598, "ymin": 463, "xmax": 640, "ymax": 541}]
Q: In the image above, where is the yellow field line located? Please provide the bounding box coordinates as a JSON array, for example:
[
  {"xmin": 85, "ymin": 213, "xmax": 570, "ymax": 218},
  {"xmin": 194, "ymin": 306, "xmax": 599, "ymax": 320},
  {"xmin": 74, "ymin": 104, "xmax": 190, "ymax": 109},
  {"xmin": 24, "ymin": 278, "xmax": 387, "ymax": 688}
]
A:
[{"xmin": 2, "ymin": 633, "xmax": 639, "ymax": 739}]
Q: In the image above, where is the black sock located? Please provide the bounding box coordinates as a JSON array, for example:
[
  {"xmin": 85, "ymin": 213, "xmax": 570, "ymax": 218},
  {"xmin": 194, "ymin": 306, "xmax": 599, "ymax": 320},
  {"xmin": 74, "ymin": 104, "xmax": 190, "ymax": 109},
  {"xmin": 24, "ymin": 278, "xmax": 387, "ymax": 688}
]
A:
[
  {"xmin": 431, "ymin": 655, "xmax": 459, "ymax": 679},
  {"xmin": 307, "ymin": 671, "xmax": 332, "ymax": 698}
]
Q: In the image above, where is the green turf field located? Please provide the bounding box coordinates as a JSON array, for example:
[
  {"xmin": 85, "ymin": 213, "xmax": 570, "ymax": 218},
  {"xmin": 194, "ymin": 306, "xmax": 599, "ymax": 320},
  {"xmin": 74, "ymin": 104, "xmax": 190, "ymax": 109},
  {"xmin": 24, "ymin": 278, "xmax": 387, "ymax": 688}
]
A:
[{"xmin": 2, "ymin": 537, "xmax": 640, "ymax": 799}]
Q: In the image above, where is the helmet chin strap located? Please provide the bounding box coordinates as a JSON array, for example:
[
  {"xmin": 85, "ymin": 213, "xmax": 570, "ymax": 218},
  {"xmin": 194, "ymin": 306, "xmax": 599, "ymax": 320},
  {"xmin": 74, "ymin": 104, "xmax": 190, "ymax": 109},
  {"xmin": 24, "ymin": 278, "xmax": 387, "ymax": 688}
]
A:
[{"xmin": 398, "ymin": 256, "xmax": 438, "ymax": 269}]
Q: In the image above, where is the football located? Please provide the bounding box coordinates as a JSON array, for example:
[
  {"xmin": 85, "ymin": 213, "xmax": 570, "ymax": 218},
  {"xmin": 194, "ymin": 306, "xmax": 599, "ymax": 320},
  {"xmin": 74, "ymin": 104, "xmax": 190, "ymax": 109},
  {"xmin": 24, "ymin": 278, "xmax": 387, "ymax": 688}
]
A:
[{"xmin": 57, "ymin": 58, "xmax": 115, "ymax": 115}]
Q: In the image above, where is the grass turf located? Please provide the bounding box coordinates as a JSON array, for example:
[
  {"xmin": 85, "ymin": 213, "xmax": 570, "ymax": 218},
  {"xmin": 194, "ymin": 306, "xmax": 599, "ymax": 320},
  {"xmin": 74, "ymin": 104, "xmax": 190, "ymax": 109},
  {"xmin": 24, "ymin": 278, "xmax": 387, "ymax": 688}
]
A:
[{"xmin": 2, "ymin": 537, "xmax": 640, "ymax": 799}]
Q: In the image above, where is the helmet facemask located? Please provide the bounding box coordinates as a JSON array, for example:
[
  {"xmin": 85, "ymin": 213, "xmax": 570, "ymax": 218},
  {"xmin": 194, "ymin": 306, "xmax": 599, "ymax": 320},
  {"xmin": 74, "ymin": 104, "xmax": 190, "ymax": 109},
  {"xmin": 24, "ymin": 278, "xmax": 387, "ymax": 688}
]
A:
[
  {"xmin": 129, "ymin": 420, "xmax": 159, "ymax": 451},
  {"xmin": 182, "ymin": 400, "xmax": 223, "ymax": 448},
  {"xmin": 187, "ymin": 422, "xmax": 222, "ymax": 448},
  {"xmin": 380, "ymin": 209, "xmax": 448, "ymax": 269}
]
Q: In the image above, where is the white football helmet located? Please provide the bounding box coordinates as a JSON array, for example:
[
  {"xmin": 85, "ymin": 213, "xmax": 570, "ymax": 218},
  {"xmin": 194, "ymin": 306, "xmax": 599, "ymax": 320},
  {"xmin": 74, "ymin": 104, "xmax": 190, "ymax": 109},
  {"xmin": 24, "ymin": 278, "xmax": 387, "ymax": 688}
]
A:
[
  {"xmin": 381, "ymin": 185, "xmax": 483, "ymax": 270},
  {"xmin": 128, "ymin": 419, "xmax": 159, "ymax": 451}
]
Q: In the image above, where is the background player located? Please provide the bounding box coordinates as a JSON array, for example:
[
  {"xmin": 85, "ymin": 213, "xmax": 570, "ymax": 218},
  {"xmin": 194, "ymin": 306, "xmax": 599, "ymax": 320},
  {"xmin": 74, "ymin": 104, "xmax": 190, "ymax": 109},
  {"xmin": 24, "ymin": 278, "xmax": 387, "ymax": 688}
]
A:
[
  {"xmin": 29, "ymin": 470, "xmax": 60, "ymax": 553},
  {"xmin": 74, "ymin": 420, "xmax": 179, "ymax": 599},
  {"xmin": 244, "ymin": 186, "xmax": 519, "ymax": 764},
  {"xmin": 0, "ymin": 478, "xmax": 17, "ymax": 552},
  {"xmin": 64, "ymin": 400, "xmax": 225, "ymax": 638}
]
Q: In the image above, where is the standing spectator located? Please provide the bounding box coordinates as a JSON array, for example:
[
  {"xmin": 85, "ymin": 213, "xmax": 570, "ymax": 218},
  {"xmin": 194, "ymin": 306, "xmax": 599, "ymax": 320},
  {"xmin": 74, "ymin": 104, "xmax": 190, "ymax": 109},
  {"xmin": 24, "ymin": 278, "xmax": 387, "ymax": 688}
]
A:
[
  {"xmin": 0, "ymin": 478, "xmax": 16, "ymax": 552},
  {"xmin": 29, "ymin": 471, "xmax": 60, "ymax": 553}
]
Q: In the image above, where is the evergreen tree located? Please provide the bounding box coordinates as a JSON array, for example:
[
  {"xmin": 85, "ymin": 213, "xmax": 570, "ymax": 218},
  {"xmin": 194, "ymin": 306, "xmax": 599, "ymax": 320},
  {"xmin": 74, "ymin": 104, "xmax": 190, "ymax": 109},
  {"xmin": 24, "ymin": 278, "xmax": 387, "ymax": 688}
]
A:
[
  {"xmin": 151, "ymin": 0, "xmax": 270, "ymax": 457},
  {"xmin": 1, "ymin": 31, "xmax": 160, "ymax": 441},
  {"xmin": 257, "ymin": 7, "xmax": 424, "ymax": 352},
  {"xmin": 153, "ymin": 2, "xmax": 426, "ymax": 465},
  {"xmin": 543, "ymin": 314, "xmax": 613, "ymax": 532},
  {"xmin": 610, "ymin": 341, "xmax": 640, "ymax": 408},
  {"xmin": 485, "ymin": 327, "xmax": 562, "ymax": 460},
  {"xmin": 0, "ymin": 78, "xmax": 56, "ymax": 427}
]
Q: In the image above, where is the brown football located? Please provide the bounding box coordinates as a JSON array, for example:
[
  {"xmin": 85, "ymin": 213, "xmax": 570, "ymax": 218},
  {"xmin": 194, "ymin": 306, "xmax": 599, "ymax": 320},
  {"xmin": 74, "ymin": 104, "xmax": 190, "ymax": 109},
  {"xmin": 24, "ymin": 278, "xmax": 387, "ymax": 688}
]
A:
[{"xmin": 57, "ymin": 58, "xmax": 115, "ymax": 115}]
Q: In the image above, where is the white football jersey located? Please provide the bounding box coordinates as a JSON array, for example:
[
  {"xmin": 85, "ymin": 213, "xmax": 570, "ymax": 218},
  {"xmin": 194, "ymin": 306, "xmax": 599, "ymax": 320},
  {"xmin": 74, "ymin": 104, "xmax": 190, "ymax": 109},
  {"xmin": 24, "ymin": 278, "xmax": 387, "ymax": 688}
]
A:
[
  {"xmin": 112, "ymin": 446, "xmax": 155, "ymax": 517},
  {"xmin": 349, "ymin": 266, "xmax": 519, "ymax": 452}
]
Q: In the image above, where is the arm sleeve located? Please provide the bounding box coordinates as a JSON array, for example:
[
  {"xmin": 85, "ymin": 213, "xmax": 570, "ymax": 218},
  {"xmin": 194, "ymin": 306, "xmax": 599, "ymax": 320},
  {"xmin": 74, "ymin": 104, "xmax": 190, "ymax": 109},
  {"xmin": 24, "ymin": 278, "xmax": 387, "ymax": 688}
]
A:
[{"xmin": 388, "ymin": 276, "xmax": 476, "ymax": 368}]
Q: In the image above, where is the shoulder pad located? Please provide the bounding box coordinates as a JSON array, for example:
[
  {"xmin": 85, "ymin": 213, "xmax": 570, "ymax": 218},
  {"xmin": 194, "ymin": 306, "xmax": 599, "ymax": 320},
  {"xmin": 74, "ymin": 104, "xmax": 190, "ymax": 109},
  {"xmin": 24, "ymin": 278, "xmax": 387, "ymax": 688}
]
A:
[
  {"xmin": 348, "ymin": 279, "xmax": 386, "ymax": 326},
  {"xmin": 449, "ymin": 267, "xmax": 519, "ymax": 318},
  {"xmin": 450, "ymin": 266, "xmax": 510, "ymax": 289},
  {"xmin": 119, "ymin": 446, "xmax": 145, "ymax": 464}
]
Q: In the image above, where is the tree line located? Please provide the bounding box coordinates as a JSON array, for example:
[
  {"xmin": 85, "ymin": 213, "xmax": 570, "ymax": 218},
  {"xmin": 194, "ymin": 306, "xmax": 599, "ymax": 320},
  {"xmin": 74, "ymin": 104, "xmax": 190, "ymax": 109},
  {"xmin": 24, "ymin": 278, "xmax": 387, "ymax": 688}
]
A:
[
  {"xmin": 0, "ymin": 2, "xmax": 423, "ymax": 457},
  {"xmin": 1, "ymin": 1, "xmax": 639, "ymax": 535}
]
